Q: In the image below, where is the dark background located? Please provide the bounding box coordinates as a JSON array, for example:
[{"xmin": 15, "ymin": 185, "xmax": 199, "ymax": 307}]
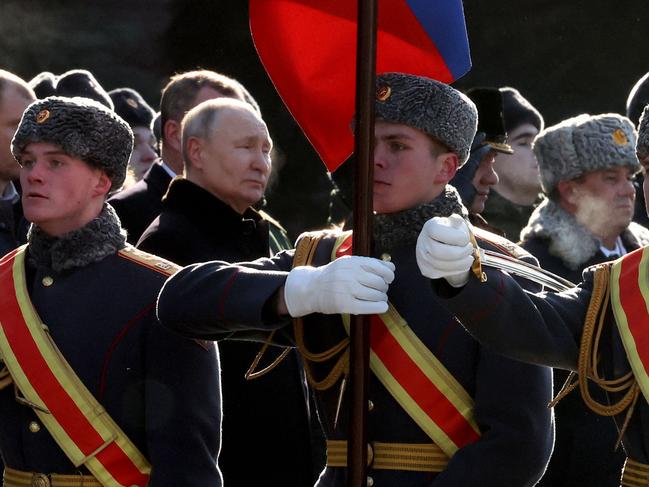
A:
[{"xmin": 2, "ymin": 0, "xmax": 647, "ymax": 239}]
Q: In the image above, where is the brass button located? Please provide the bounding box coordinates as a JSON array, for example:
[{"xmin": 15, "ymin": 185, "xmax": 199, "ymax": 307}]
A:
[
  {"xmin": 367, "ymin": 476, "xmax": 374, "ymax": 487},
  {"xmin": 28, "ymin": 421, "xmax": 41, "ymax": 433},
  {"xmin": 41, "ymin": 276, "xmax": 54, "ymax": 287},
  {"xmin": 380, "ymin": 253, "xmax": 391, "ymax": 262},
  {"xmin": 31, "ymin": 473, "xmax": 50, "ymax": 487},
  {"xmin": 367, "ymin": 443, "xmax": 374, "ymax": 466},
  {"xmin": 368, "ymin": 400, "xmax": 374, "ymax": 411}
]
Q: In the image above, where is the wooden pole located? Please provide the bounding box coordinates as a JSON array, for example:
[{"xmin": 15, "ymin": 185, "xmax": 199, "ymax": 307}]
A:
[{"xmin": 347, "ymin": 0, "xmax": 377, "ymax": 485}]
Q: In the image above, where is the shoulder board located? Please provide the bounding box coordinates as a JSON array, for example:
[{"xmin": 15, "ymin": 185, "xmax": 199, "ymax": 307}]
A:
[
  {"xmin": 295, "ymin": 228, "xmax": 347, "ymax": 245},
  {"xmin": 258, "ymin": 209, "xmax": 287, "ymax": 232},
  {"xmin": 118, "ymin": 245, "xmax": 181, "ymax": 276},
  {"xmin": 473, "ymin": 226, "xmax": 533, "ymax": 261}
]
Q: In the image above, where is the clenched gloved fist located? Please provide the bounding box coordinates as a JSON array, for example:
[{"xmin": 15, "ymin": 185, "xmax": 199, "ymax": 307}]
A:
[
  {"xmin": 416, "ymin": 214, "xmax": 474, "ymax": 287},
  {"xmin": 284, "ymin": 255, "xmax": 396, "ymax": 317}
]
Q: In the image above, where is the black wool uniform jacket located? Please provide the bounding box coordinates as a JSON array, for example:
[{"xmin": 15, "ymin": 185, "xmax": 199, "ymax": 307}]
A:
[
  {"xmin": 522, "ymin": 227, "xmax": 646, "ymax": 487},
  {"xmin": 0, "ymin": 242, "xmax": 221, "ymax": 485},
  {"xmin": 438, "ymin": 264, "xmax": 649, "ymax": 472},
  {"xmin": 156, "ymin": 226, "xmax": 554, "ymax": 487},
  {"xmin": 137, "ymin": 178, "xmax": 317, "ymax": 487},
  {"xmin": 109, "ymin": 162, "xmax": 172, "ymax": 244}
]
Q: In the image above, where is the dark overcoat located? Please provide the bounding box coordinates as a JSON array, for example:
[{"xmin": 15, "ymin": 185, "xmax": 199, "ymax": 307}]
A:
[
  {"xmin": 0, "ymin": 222, "xmax": 221, "ymax": 485},
  {"xmin": 438, "ymin": 262, "xmax": 649, "ymax": 477},
  {"xmin": 137, "ymin": 178, "xmax": 317, "ymax": 487}
]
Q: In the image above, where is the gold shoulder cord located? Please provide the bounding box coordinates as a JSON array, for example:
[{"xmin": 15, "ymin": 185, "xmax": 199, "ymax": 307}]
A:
[
  {"xmin": 550, "ymin": 265, "xmax": 639, "ymax": 449},
  {"xmin": 290, "ymin": 233, "xmax": 350, "ymax": 391},
  {"xmin": 246, "ymin": 233, "xmax": 350, "ymax": 389},
  {"xmin": 468, "ymin": 228, "xmax": 488, "ymax": 283}
]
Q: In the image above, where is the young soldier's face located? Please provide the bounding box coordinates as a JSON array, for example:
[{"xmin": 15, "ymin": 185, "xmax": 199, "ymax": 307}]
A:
[
  {"xmin": 373, "ymin": 121, "xmax": 456, "ymax": 214},
  {"xmin": 469, "ymin": 149, "xmax": 499, "ymax": 214},
  {"xmin": 494, "ymin": 123, "xmax": 541, "ymax": 196},
  {"xmin": 19, "ymin": 142, "xmax": 110, "ymax": 236}
]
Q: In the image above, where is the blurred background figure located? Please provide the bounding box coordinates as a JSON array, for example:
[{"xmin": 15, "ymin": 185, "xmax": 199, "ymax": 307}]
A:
[
  {"xmin": 481, "ymin": 87, "xmax": 544, "ymax": 241},
  {"xmin": 110, "ymin": 87, "xmax": 158, "ymax": 181},
  {"xmin": 519, "ymin": 113, "xmax": 646, "ymax": 487},
  {"xmin": 450, "ymin": 87, "xmax": 512, "ymax": 230},
  {"xmin": 0, "ymin": 69, "xmax": 34, "ymax": 256}
]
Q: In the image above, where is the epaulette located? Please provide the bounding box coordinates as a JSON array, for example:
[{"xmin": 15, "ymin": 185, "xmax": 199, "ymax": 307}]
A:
[
  {"xmin": 258, "ymin": 209, "xmax": 288, "ymax": 232},
  {"xmin": 295, "ymin": 228, "xmax": 346, "ymax": 245},
  {"xmin": 473, "ymin": 226, "xmax": 533, "ymax": 261},
  {"xmin": 118, "ymin": 245, "xmax": 180, "ymax": 276}
]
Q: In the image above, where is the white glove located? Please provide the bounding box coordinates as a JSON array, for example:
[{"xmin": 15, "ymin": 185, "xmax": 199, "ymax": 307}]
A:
[
  {"xmin": 416, "ymin": 214, "xmax": 475, "ymax": 287},
  {"xmin": 284, "ymin": 255, "xmax": 395, "ymax": 317}
]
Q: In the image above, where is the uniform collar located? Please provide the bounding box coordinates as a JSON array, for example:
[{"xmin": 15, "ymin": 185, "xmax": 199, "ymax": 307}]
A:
[
  {"xmin": 27, "ymin": 204, "xmax": 126, "ymax": 272},
  {"xmin": 373, "ymin": 185, "xmax": 468, "ymax": 252}
]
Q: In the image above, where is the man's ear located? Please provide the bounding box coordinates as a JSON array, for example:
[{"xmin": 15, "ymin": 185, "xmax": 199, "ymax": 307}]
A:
[
  {"xmin": 557, "ymin": 179, "xmax": 578, "ymax": 207},
  {"xmin": 94, "ymin": 171, "xmax": 113, "ymax": 197},
  {"xmin": 434, "ymin": 152, "xmax": 459, "ymax": 184},
  {"xmin": 163, "ymin": 119, "xmax": 182, "ymax": 153},
  {"xmin": 186, "ymin": 137, "xmax": 204, "ymax": 170}
]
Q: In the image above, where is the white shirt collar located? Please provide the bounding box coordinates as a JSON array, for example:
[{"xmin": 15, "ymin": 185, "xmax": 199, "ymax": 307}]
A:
[{"xmin": 599, "ymin": 236, "xmax": 626, "ymax": 258}]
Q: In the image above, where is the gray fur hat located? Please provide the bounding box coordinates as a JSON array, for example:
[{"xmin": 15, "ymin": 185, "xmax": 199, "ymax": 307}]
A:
[
  {"xmin": 12, "ymin": 96, "xmax": 133, "ymax": 191},
  {"xmin": 533, "ymin": 113, "xmax": 639, "ymax": 195},
  {"xmin": 637, "ymin": 105, "xmax": 649, "ymax": 158},
  {"xmin": 375, "ymin": 72, "xmax": 477, "ymax": 165}
]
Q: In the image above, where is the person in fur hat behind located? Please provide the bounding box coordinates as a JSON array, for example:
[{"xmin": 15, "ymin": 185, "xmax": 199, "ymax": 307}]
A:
[{"xmin": 491, "ymin": 112, "xmax": 645, "ymax": 487}]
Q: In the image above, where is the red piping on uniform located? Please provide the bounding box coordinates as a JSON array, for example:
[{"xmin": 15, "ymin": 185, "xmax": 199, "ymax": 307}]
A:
[
  {"xmin": 217, "ymin": 269, "xmax": 240, "ymax": 321},
  {"xmin": 99, "ymin": 302, "xmax": 155, "ymax": 400}
]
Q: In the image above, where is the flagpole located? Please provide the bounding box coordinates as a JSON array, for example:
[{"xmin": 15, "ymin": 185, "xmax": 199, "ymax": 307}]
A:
[{"xmin": 348, "ymin": 0, "xmax": 378, "ymax": 485}]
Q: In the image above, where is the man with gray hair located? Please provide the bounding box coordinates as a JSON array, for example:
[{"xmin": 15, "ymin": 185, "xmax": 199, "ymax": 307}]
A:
[
  {"xmin": 109, "ymin": 70, "xmax": 256, "ymax": 243},
  {"xmin": 137, "ymin": 97, "xmax": 317, "ymax": 487},
  {"xmin": 518, "ymin": 113, "xmax": 646, "ymax": 487},
  {"xmin": 155, "ymin": 73, "xmax": 553, "ymax": 486},
  {"xmin": 0, "ymin": 70, "xmax": 35, "ymax": 255}
]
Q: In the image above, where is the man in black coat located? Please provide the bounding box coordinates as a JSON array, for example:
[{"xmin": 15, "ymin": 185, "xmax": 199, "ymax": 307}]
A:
[
  {"xmin": 137, "ymin": 98, "xmax": 317, "ymax": 487},
  {"xmin": 155, "ymin": 73, "xmax": 554, "ymax": 487},
  {"xmin": 420, "ymin": 104, "xmax": 649, "ymax": 486},
  {"xmin": 1, "ymin": 96, "xmax": 222, "ymax": 485},
  {"xmin": 109, "ymin": 70, "xmax": 257, "ymax": 243}
]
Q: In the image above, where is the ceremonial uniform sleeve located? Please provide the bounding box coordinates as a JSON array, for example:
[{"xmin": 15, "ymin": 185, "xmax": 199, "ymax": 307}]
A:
[
  {"xmin": 145, "ymin": 319, "xmax": 223, "ymax": 486},
  {"xmin": 437, "ymin": 267, "xmax": 591, "ymax": 371},
  {"xmin": 430, "ymin": 349, "xmax": 554, "ymax": 486},
  {"xmin": 157, "ymin": 251, "xmax": 296, "ymax": 340}
]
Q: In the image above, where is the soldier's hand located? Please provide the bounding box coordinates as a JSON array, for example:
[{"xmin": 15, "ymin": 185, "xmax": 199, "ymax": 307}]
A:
[
  {"xmin": 283, "ymin": 256, "xmax": 395, "ymax": 317},
  {"xmin": 416, "ymin": 214, "xmax": 474, "ymax": 287}
]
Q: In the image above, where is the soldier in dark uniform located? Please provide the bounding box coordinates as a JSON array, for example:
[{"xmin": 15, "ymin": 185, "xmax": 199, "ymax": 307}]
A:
[
  {"xmin": 156, "ymin": 73, "xmax": 553, "ymax": 487},
  {"xmin": 0, "ymin": 96, "xmax": 222, "ymax": 486},
  {"xmin": 419, "ymin": 105, "xmax": 649, "ymax": 486}
]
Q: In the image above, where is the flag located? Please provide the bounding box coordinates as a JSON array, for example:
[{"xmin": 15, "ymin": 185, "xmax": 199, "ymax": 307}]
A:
[{"xmin": 249, "ymin": 0, "xmax": 472, "ymax": 172}]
